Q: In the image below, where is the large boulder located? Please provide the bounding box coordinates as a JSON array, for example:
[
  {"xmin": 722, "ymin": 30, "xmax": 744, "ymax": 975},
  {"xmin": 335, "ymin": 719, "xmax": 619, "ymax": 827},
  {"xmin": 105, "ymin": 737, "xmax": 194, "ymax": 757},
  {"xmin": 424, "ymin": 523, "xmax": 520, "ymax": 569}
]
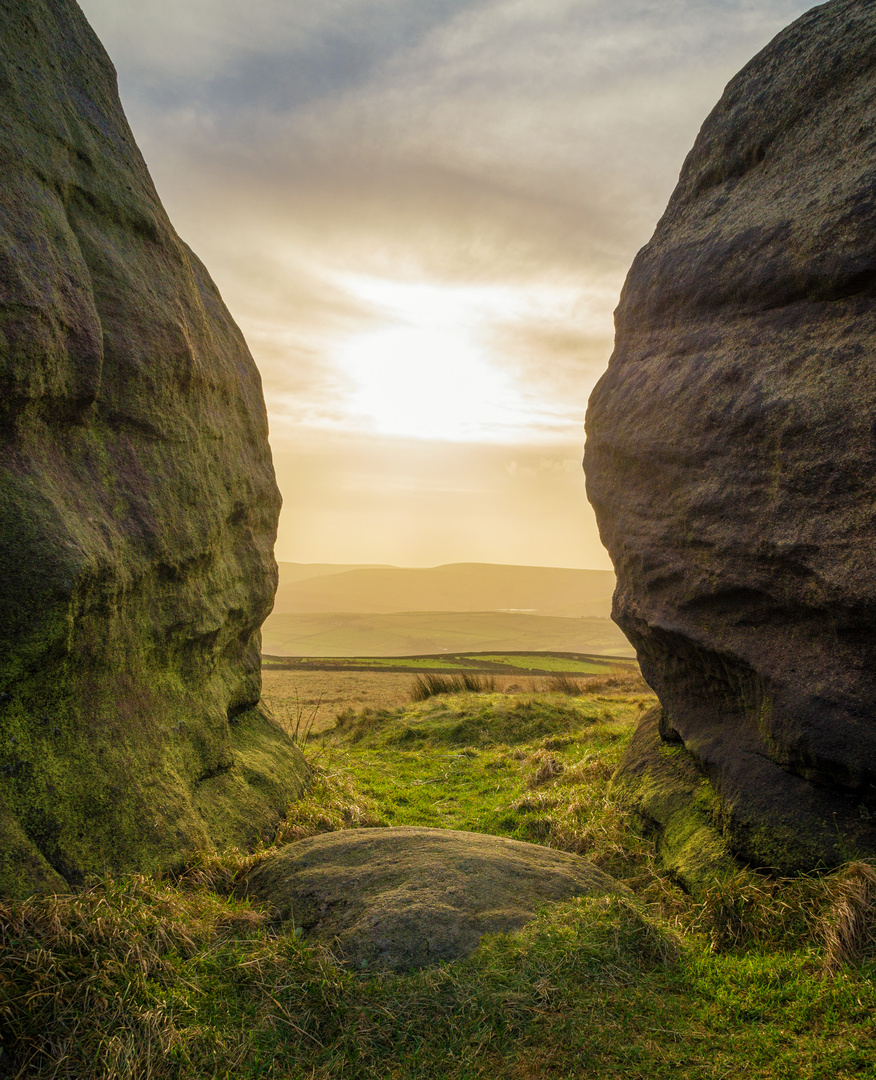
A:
[
  {"xmin": 0, "ymin": 0, "xmax": 307, "ymax": 897},
  {"xmin": 241, "ymin": 826, "xmax": 626, "ymax": 971},
  {"xmin": 585, "ymin": 0, "xmax": 876, "ymax": 878}
]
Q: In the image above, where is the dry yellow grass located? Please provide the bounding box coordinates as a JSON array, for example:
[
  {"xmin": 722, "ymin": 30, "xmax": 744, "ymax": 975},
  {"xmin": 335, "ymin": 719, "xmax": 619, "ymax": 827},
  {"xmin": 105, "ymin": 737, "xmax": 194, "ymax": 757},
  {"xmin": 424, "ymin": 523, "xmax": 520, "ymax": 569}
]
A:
[
  {"xmin": 261, "ymin": 670, "xmax": 418, "ymax": 735},
  {"xmin": 261, "ymin": 667, "xmax": 652, "ymax": 737}
]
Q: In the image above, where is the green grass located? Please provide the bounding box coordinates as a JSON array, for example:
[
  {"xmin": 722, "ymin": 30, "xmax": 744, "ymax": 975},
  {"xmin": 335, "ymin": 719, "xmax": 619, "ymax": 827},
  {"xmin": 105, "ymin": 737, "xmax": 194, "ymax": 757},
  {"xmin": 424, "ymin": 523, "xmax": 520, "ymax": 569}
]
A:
[
  {"xmin": 270, "ymin": 656, "xmax": 479, "ymax": 671},
  {"xmin": 3, "ymin": 680, "xmax": 876, "ymax": 1079},
  {"xmin": 473, "ymin": 653, "xmax": 618, "ymax": 673},
  {"xmin": 263, "ymin": 650, "xmax": 633, "ymax": 674},
  {"xmin": 316, "ymin": 696, "xmax": 645, "ymax": 852}
]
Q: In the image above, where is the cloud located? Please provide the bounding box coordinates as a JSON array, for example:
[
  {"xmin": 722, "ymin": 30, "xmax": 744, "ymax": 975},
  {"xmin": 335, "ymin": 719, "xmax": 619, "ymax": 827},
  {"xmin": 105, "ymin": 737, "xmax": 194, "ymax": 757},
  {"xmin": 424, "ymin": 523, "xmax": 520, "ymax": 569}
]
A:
[
  {"xmin": 86, "ymin": 0, "xmax": 814, "ymax": 282},
  {"xmin": 85, "ymin": 0, "xmax": 814, "ymax": 296},
  {"xmin": 80, "ymin": 0, "xmax": 474, "ymax": 94},
  {"xmin": 75, "ymin": 0, "xmax": 814, "ymax": 566},
  {"xmin": 271, "ymin": 432, "xmax": 606, "ymax": 568}
]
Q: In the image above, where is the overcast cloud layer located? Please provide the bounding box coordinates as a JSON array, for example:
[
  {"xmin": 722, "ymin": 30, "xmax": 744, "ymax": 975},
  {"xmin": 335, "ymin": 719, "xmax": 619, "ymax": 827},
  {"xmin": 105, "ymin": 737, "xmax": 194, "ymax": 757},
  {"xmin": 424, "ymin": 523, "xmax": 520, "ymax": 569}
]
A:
[{"xmin": 78, "ymin": 0, "xmax": 812, "ymax": 568}]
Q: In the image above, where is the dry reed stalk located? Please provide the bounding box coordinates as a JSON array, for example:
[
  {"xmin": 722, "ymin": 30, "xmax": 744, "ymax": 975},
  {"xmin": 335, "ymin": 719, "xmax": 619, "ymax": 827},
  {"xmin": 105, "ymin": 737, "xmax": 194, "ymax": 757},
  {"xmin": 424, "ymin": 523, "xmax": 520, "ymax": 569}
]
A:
[
  {"xmin": 410, "ymin": 673, "xmax": 496, "ymax": 701},
  {"xmin": 525, "ymin": 750, "xmax": 565, "ymax": 789},
  {"xmin": 545, "ymin": 674, "xmax": 583, "ymax": 696}
]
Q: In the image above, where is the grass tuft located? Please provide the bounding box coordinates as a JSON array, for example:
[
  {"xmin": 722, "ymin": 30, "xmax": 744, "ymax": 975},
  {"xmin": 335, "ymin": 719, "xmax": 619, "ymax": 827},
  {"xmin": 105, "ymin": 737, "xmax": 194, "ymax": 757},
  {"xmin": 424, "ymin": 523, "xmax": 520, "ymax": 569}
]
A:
[
  {"xmin": 525, "ymin": 750, "xmax": 565, "ymax": 788},
  {"xmin": 682, "ymin": 869, "xmax": 821, "ymax": 954},
  {"xmin": 545, "ymin": 672, "xmax": 584, "ymax": 695},
  {"xmin": 411, "ymin": 672, "xmax": 496, "ymax": 701},
  {"xmin": 0, "ymin": 874, "xmax": 272, "ymax": 1077},
  {"xmin": 272, "ymin": 758, "xmax": 385, "ymax": 844},
  {"xmin": 820, "ymin": 860, "xmax": 876, "ymax": 974}
]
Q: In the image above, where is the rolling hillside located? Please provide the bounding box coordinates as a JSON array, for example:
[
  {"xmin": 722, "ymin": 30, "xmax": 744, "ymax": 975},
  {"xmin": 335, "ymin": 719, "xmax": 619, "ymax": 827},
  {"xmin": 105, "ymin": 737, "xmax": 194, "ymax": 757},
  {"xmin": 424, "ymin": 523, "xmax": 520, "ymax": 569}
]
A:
[
  {"xmin": 273, "ymin": 562, "xmax": 615, "ymax": 618},
  {"xmin": 275, "ymin": 562, "xmax": 394, "ymax": 584},
  {"xmin": 260, "ymin": 611, "xmax": 633, "ymax": 658},
  {"xmin": 261, "ymin": 562, "xmax": 627, "ymax": 657}
]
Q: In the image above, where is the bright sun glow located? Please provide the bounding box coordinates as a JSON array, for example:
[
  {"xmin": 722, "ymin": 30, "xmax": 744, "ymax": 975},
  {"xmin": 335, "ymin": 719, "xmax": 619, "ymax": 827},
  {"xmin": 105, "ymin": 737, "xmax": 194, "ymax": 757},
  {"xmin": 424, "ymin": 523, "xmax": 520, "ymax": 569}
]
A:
[
  {"xmin": 331, "ymin": 276, "xmax": 580, "ymax": 442},
  {"xmin": 337, "ymin": 324, "xmax": 529, "ymax": 441}
]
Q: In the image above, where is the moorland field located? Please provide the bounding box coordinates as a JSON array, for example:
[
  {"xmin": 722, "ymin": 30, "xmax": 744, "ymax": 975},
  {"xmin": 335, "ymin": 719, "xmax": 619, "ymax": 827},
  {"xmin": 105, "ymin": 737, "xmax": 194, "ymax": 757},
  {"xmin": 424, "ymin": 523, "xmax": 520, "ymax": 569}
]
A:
[
  {"xmin": 260, "ymin": 651, "xmax": 633, "ymax": 733},
  {"xmin": 3, "ymin": 657, "xmax": 875, "ymax": 1079}
]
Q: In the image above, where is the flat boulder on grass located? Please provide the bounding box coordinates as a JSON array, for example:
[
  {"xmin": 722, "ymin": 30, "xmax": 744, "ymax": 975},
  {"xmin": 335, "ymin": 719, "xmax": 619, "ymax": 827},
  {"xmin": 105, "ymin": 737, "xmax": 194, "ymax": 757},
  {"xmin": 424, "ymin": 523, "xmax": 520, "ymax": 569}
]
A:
[{"xmin": 242, "ymin": 826, "xmax": 625, "ymax": 971}]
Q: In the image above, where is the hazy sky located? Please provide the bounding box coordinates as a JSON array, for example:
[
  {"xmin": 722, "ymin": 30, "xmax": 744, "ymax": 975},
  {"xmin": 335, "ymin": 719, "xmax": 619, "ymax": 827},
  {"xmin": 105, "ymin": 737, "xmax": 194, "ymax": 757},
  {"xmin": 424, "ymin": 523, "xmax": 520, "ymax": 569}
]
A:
[{"xmin": 77, "ymin": 0, "xmax": 811, "ymax": 569}]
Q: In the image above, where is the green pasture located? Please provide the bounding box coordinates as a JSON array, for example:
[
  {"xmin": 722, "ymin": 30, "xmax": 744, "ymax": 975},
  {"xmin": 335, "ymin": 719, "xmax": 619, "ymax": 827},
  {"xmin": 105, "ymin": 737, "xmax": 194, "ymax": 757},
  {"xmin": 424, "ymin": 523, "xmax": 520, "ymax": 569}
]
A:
[
  {"xmin": 263, "ymin": 649, "xmax": 632, "ymax": 675},
  {"xmin": 472, "ymin": 652, "xmax": 620, "ymax": 673}
]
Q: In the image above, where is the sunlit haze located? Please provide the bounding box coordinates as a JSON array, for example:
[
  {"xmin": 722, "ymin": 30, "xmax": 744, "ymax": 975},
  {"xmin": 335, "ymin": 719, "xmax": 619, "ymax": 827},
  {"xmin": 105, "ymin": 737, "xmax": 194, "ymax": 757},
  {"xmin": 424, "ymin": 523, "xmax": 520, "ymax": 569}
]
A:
[
  {"xmin": 332, "ymin": 278, "xmax": 589, "ymax": 442},
  {"xmin": 77, "ymin": 0, "xmax": 811, "ymax": 569}
]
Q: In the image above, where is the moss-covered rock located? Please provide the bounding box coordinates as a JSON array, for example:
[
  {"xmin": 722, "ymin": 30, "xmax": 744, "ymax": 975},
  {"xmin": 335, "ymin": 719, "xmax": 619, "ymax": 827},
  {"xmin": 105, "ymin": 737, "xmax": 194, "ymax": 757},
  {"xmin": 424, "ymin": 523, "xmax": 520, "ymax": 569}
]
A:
[
  {"xmin": 241, "ymin": 826, "xmax": 627, "ymax": 972},
  {"xmin": 0, "ymin": 0, "xmax": 308, "ymax": 896},
  {"xmin": 610, "ymin": 708, "xmax": 737, "ymax": 893},
  {"xmin": 585, "ymin": 0, "xmax": 876, "ymax": 875}
]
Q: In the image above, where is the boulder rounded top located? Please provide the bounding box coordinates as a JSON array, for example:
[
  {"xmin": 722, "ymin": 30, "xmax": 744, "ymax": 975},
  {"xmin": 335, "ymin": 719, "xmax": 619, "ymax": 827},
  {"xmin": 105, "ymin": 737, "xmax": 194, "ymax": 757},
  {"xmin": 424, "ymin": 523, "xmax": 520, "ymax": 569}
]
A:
[
  {"xmin": 0, "ymin": 0, "xmax": 306, "ymax": 897},
  {"xmin": 585, "ymin": 0, "xmax": 876, "ymax": 874},
  {"xmin": 242, "ymin": 826, "xmax": 626, "ymax": 971}
]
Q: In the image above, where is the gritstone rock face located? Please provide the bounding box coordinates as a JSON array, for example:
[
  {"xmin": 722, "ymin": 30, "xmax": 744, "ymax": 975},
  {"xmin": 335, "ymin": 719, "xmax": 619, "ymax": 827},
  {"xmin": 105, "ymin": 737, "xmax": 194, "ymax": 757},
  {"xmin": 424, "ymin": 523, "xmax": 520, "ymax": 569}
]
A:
[
  {"xmin": 585, "ymin": 0, "xmax": 876, "ymax": 877},
  {"xmin": 0, "ymin": 0, "xmax": 307, "ymax": 897}
]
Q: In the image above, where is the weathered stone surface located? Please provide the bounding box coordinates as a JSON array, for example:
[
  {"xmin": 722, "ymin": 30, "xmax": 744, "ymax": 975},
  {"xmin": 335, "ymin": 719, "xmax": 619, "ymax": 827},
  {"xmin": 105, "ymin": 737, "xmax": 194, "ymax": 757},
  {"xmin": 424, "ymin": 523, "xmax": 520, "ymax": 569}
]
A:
[
  {"xmin": 0, "ymin": 0, "xmax": 307, "ymax": 897},
  {"xmin": 241, "ymin": 826, "xmax": 625, "ymax": 971},
  {"xmin": 585, "ymin": 0, "xmax": 876, "ymax": 876}
]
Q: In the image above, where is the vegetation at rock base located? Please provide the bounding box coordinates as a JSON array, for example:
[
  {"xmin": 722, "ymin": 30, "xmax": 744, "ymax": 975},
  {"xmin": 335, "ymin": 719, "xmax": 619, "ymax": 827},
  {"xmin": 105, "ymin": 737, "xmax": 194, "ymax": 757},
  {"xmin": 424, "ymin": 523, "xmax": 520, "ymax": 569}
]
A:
[{"xmin": 2, "ymin": 671, "xmax": 876, "ymax": 1078}]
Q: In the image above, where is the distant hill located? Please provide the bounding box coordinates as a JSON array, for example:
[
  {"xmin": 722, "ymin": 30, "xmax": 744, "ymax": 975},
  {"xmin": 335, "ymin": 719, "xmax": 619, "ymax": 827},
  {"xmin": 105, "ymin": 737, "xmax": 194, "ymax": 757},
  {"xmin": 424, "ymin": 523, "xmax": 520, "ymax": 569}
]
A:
[
  {"xmin": 276, "ymin": 562, "xmax": 395, "ymax": 584},
  {"xmin": 260, "ymin": 611, "xmax": 633, "ymax": 658},
  {"xmin": 272, "ymin": 562, "xmax": 615, "ymax": 619},
  {"xmin": 262, "ymin": 562, "xmax": 624, "ymax": 657}
]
